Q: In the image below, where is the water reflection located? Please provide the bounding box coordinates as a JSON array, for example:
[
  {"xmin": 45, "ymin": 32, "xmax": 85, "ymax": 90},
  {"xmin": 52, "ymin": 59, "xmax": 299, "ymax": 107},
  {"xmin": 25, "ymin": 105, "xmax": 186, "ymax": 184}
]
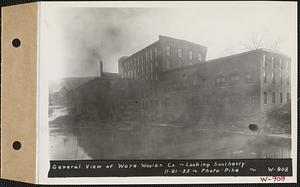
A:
[
  {"xmin": 49, "ymin": 107, "xmax": 291, "ymax": 160},
  {"xmin": 49, "ymin": 106, "xmax": 90, "ymax": 160}
]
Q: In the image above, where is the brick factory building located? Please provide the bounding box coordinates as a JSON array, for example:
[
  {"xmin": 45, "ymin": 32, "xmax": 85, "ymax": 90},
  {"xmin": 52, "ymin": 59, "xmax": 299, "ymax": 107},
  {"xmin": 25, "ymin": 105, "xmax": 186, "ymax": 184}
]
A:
[{"xmin": 69, "ymin": 35, "xmax": 291, "ymax": 130}]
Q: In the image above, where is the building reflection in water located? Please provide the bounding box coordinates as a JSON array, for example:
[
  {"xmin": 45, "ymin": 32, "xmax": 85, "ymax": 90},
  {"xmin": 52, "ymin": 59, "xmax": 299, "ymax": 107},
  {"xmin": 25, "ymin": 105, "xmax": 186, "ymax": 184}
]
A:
[{"xmin": 49, "ymin": 107, "xmax": 291, "ymax": 160}]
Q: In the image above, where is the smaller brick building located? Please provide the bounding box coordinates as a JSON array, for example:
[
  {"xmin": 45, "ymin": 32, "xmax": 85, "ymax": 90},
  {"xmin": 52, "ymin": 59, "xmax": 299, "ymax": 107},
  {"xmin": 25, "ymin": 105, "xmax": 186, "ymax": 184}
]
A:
[{"xmin": 69, "ymin": 73, "xmax": 141, "ymax": 122}]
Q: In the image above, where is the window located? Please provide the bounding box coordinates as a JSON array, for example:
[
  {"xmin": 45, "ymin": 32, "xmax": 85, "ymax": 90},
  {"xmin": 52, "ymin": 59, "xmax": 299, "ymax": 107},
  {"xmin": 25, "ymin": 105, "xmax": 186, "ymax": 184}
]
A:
[
  {"xmin": 263, "ymin": 54, "xmax": 266, "ymax": 67},
  {"xmin": 216, "ymin": 97, "xmax": 222, "ymax": 104},
  {"xmin": 205, "ymin": 97, "xmax": 210, "ymax": 104},
  {"xmin": 155, "ymin": 72, "xmax": 158, "ymax": 81},
  {"xmin": 264, "ymin": 92, "xmax": 268, "ymax": 104},
  {"xmin": 272, "ymin": 73, "xmax": 275, "ymax": 84},
  {"xmin": 166, "ymin": 59, "xmax": 171, "ymax": 70},
  {"xmin": 178, "ymin": 48, "xmax": 182, "ymax": 58},
  {"xmin": 166, "ymin": 46, "xmax": 171, "ymax": 56},
  {"xmin": 280, "ymin": 59, "xmax": 282, "ymax": 70},
  {"xmin": 155, "ymin": 61, "xmax": 158, "ymax": 67},
  {"xmin": 245, "ymin": 95, "xmax": 250, "ymax": 104},
  {"xmin": 272, "ymin": 57, "xmax": 275, "ymax": 68},
  {"xmin": 192, "ymin": 79, "xmax": 198, "ymax": 86},
  {"xmin": 140, "ymin": 55, "xmax": 143, "ymax": 64},
  {"xmin": 154, "ymin": 47, "xmax": 158, "ymax": 57},
  {"xmin": 246, "ymin": 95, "xmax": 255, "ymax": 104},
  {"xmin": 280, "ymin": 74, "xmax": 283, "ymax": 85},
  {"xmin": 287, "ymin": 75, "xmax": 289, "ymax": 85},
  {"xmin": 287, "ymin": 92, "xmax": 290, "ymax": 101},
  {"xmin": 198, "ymin": 53, "xmax": 202, "ymax": 61},
  {"xmin": 246, "ymin": 73, "xmax": 253, "ymax": 83},
  {"xmin": 263, "ymin": 72, "xmax": 267, "ymax": 83},
  {"xmin": 280, "ymin": 92, "xmax": 283, "ymax": 104},
  {"xmin": 150, "ymin": 49, "xmax": 153, "ymax": 60},
  {"xmin": 145, "ymin": 52, "xmax": 148, "ymax": 61},
  {"xmin": 231, "ymin": 74, "xmax": 240, "ymax": 82},
  {"xmin": 189, "ymin": 51, "xmax": 193, "ymax": 60},
  {"xmin": 251, "ymin": 96, "xmax": 255, "ymax": 104},
  {"xmin": 203, "ymin": 79, "xmax": 207, "ymax": 88},
  {"xmin": 229, "ymin": 95, "xmax": 235, "ymax": 104},
  {"xmin": 272, "ymin": 92, "xmax": 275, "ymax": 104},
  {"xmin": 216, "ymin": 77, "xmax": 226, "ymax": 87}
]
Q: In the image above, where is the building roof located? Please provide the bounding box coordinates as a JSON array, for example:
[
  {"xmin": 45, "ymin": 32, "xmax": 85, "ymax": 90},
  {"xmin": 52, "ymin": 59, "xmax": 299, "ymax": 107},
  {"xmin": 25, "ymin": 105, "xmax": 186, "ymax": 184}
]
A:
[
  {"xmin": 120, "ymin": 35, "xmax": 208, "ymax": 64},
  {"xmin": 49, "ymin": 77, "xmax": 97, "ymax": 94},
  {"xmin": 159, "ymin": 35, "xmax": 207, "ymax": 49},
  {"xmin": 206, "ymin": 48, "xmax": 290, "ymax": 63},
  {"xmin": 164, "ymin": 48, "xmax": 291, "ymax": 74}
]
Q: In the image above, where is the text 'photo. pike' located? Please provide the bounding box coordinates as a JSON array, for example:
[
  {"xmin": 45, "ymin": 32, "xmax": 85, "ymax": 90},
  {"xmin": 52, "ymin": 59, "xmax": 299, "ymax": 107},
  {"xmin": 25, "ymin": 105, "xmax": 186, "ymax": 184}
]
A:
[{"xmin": 47, "ymin": 5, "xmax": 293, "ymax": 161}]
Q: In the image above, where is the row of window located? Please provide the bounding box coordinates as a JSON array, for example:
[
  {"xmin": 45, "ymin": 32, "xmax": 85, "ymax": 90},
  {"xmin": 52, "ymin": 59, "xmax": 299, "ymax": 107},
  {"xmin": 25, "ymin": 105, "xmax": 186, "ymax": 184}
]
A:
[
  {"xmin": 263, "ymin": 72, "xmax": 289, "ymax": 85},
  {"xmin": 123, "ymin": 70, "xmax": 159, "ymax": 81},
  {"xmin": 122, "ymin": 61, "xmax": 158, "ymax": 77},
  {"xmin": 262, "ymin": 54, "xmax": 289, "ymax": 70},
  {"xmin": 263, "ymin": 92, "xmax": 290, "ymax": 104},
  {"xmin": 139, "ymin": 99, "xmax": 159, "ymax": 109},
  {"xmin": 123, "ymin": 47, "xmax": 158, "ymax": 70},
  {"xmin": 214, "ymin": 73, "xmax": 254, "ymax": 87},
  {"xmin": 164, "ymin": 71, "xmax": 289, "ymax": 87},
  {"xmin": 138, "ymin": 91, "xmax": 290, "ymax": 109},
  {"xmin": 165, "ymin": 70, "xmax": 256, "ymax": 87},
  {"xmin": 162, "ymin": 76, "xmax": 254, "ymax": 91},
  {"xmin": 215, "ymin": 74, "xmax": 249, "ymax": 87},
  {"xmin": 165, "ymin": 46, "xmax": 203, "ymax": 61}
]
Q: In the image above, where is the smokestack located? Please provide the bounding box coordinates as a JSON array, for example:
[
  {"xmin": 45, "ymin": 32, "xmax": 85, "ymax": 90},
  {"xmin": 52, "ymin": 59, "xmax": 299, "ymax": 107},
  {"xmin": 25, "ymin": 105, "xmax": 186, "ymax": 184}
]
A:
[{"xmin": 99, "ymin": 60, "xmax": 103, "ymax": 77}]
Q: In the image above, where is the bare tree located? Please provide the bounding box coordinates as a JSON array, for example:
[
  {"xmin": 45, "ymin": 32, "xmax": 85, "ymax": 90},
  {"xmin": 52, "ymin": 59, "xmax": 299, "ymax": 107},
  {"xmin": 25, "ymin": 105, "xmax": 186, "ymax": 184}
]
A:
[
  {"xmin": 222, "ymin": 31, "xmax": 281, "ymax": 56},
  {"xmin": 269, "ymin": 36, "xmax": 281, "ymax": 51},
  {"xmin": 242, "ymin": 31, "xmax": 281, "ymax": 51}
]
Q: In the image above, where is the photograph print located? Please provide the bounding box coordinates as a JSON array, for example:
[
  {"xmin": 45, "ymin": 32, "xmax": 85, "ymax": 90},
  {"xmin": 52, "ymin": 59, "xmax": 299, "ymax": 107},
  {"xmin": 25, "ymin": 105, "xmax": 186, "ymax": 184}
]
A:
[{"xmin": 46, "ymin": 2, "xmax": 295, "ymax": 164}]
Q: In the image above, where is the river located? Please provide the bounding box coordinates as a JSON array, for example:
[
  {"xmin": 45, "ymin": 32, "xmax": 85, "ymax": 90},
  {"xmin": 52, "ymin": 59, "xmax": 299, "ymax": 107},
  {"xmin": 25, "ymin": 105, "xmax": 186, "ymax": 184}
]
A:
[{"xmin": 49, "ymin": 107, "xmax": 291, "ymax": 160}]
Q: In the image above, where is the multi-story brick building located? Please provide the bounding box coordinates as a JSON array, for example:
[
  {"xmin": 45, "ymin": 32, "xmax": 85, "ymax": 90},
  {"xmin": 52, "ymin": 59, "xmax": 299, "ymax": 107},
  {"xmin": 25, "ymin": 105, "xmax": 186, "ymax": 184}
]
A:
[
  {"xmin": 152, "ymin": 48, "xmax": 291, "ymax": 129},
  {"xmin": 118, "ymin": 35, "xmax": 207, "ymax": 81},
  {"xmin": 70, "ymin": 35, "xmax": 291, "ymax": 130}
]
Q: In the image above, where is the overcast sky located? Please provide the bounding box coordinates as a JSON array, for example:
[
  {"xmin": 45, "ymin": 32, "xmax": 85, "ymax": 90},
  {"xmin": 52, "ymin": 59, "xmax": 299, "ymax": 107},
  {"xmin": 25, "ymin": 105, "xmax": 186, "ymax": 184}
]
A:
[{"xmin": 40, "ymin": 2, "xmax": 297, "ymax": 80}]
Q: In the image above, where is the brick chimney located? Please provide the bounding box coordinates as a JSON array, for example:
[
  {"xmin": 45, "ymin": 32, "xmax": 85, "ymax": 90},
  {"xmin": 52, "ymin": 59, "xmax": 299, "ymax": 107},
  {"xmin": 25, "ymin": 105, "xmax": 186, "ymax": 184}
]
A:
[{"xmin": 99, "ymin": 60, "xmax": 103, "ymax": 77}]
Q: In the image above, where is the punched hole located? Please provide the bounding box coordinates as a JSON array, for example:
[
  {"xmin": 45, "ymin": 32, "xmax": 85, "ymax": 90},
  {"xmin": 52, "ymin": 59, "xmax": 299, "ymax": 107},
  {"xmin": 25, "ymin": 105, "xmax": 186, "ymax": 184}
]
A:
[
  {"xmin": 12, "ymin": 38, "xmax": 21, "ymax": 48},
  {"xmin": 249, "ymin": 124, "xmax": 258, "ymax": 132},
  {"xmin": 12, "ymin": 141, "xmax": 22, "ymax": 150}
]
